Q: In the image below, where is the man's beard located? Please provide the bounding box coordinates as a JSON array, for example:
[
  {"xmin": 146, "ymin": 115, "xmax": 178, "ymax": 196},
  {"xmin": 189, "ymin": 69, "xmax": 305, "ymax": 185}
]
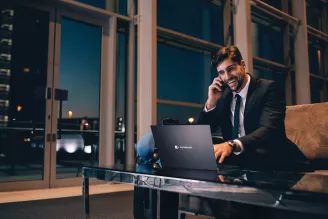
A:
[
  {"xmin": 234, "ymin": 78, "xmax": 244, "ymax": 91},
  {"xmin": 226, "ymin": 74, "xmax": 245, "ymax": 92}
]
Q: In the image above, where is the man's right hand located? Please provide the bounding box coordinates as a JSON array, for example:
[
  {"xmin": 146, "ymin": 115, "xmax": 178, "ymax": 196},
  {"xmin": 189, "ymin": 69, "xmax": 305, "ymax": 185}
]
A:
[{"xmin": 206, "ymin": 77, "xmax": 224, "ymax": 110}]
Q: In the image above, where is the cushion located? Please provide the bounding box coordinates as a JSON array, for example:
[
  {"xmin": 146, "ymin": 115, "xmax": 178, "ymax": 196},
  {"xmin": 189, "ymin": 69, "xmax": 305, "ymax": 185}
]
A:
[{"xmin": 285, "ymin": 102, "xmax": 328, "ymax": 169}]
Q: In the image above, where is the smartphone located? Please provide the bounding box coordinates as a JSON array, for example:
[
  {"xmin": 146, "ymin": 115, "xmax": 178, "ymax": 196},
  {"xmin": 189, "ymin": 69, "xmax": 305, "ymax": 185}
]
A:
[
  {"xmin": 214, "ymin": 81, "xmax": 226, "ymax": 92},
  {"xmin": 219, "ymin": 83, "xmax": 227, "ymax": 92}
]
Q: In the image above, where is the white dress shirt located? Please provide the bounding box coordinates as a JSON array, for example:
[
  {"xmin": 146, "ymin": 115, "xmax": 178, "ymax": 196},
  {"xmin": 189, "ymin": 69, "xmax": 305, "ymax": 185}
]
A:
[{"xmin": 204, "ymin": 74, "xmax": 251, "ymax": 155}]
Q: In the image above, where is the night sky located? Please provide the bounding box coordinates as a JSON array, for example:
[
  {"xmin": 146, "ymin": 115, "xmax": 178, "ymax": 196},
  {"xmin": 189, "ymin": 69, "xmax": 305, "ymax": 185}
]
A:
[{"xmin": 59, "ymin": 18, "xmax": 102, "ymax": 119}]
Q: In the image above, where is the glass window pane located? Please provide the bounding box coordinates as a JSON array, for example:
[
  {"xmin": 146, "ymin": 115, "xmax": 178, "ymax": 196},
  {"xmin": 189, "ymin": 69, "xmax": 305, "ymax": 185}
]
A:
[
  {"xmin": 252, "ymin": 21, "xmax": 284, "ymax": 64},
  {"xmin": 252, "ymin": 22, "xmax": 260, "ymax": 57},
  {"xmin": 75, "ymin": 0, "xmax": 106, "ymax": 9},
  {"xmin": 310, "ymin": 77, "xmax": 323, "ymax": 103},
  {"xmin": 261, "ymin": 0, "xmax": 282, "ymax": 10},
  {"xmin": 56, "ymin": 18, "xmax": 101, "ymax": 179},
  {"xmin": 118, "ymin": 0, "xmax": 128, "ymax": 15},
  {"xmin": 115, "ymin": 32, "xmax": 127, "ymax": 164},
  {"xmin": 157, "ymin": 104, "xmax": 201, "ymax": 125},
  {"xmin": 74, "ymin": 0, "xmax": 128, "ymax": 15},
  {"xmin": 0, "ymin": 6, "xmax": 49, "ymax": 183},
  {"xmin": 157, "ymin": 0, "xmax": 223, "ymax": 44},
  {"xmin": 306, "ymin": 4, "xmax": 322, "ymax": 31},
  {"xmin": 157, "ymin": 44, "xmax": 211, "ymax": 104},
  {"xmin": 308, "ymin": 42, "xmax": 322, "ymax": 75},
  {"xmin": 254, "ymin": 68, "xmax": 286, "ymax": 102},
  {"xmin": 116, "ymin": 32, "xmax": 127, "ymax": 123}
]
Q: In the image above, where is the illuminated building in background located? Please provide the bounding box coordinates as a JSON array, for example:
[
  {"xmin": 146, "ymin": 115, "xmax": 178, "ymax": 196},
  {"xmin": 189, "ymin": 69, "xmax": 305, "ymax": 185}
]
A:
[
  {"xmin": 3, "ymin": 6, "xmax": 49, "ymax": 125},
  {"xmin": 0, "ymin": 8, "xmax": 14, "ymax": 127}
]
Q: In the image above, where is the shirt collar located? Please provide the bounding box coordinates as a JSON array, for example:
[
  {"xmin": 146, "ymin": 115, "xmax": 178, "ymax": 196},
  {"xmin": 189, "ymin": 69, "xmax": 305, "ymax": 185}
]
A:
[{"xmin": 233, "ymin": 74, "xmax": 250, "ymax": 99}]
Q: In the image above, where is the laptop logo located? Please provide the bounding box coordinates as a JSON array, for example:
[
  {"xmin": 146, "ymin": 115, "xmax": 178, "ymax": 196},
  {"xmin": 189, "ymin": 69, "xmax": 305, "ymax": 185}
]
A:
[{"xmin": 174, "ymin": 145, "xmax": 192, "ymax": 149}]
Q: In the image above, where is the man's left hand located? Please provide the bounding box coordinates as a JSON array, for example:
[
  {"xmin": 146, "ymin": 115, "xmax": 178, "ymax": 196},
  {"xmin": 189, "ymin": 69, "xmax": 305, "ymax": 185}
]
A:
[{"xmin": 214, "ymin": 142, "xmax": 233, "ymax": 164}]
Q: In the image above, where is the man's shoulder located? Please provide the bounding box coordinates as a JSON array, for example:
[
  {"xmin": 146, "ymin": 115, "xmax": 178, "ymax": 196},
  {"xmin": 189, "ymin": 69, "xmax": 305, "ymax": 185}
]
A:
[
  {"xmin": 255, "ymin": 77, "xmax": 275, "ymax": 87},
  {"xmin": 254, "ymin": 77, "xmax": 278, "ymax": 93},
  {"xmin": 253, "ymin": 77, "xmax": 285, "ymax": 102}
]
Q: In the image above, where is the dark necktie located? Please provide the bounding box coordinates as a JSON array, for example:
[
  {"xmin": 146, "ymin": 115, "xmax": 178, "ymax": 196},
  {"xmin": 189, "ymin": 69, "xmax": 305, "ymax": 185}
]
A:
[{"xmin": 233, "ymin": 94, "xmax": 241, "ymax": 139}]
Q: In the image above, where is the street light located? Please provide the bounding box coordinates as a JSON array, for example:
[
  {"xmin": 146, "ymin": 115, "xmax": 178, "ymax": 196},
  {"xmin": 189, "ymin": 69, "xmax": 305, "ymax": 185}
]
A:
[{"xmin": 68, "ymin": 111, "xmax": 73, "ymax": 118}]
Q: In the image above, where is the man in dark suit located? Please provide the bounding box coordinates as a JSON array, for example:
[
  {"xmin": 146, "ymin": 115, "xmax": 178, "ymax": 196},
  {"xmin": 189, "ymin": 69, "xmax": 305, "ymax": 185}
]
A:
[{"xmin": 197, "ymin": 45, "xmax": 295, "ymax": 169}]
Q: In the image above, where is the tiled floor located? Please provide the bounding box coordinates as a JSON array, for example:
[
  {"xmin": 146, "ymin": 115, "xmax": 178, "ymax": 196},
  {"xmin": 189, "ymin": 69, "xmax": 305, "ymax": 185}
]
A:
[
  {"xmin": 0, "ymin": 183, "xmax": 133, "ymax": 203},
  {"xmin": 0, "ymin": 184, "xmax": 215, "ymax": 218}
]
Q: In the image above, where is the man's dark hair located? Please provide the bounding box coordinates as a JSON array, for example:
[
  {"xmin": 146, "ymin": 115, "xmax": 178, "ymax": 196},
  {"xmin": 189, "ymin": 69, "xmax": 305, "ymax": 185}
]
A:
[{"xmin": 211, "ymin": 46, "xmax": 243, "ymax": 68}]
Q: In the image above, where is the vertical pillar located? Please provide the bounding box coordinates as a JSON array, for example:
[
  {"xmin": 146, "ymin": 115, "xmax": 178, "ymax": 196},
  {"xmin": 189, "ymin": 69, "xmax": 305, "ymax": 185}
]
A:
[
  {"xmin": 292, "ymin": 0, "xmax": 311, "ymax": 104},
  {"xmin": 137, "ymin": 0, "xmax": 157, "ymax": 140},
  {"xmin": 125, "ymin": 0, "xmax": 136, "ymax": 166},
  {"xmin": 233, "ymin": 0, "xmax": 253, "ymax": 73},
  {"xmin": 282, "ymin": 0, "xmax": 293, "ymax": 105},
  {"xmin": 223, "ymin": 0, "xmax": 232, "ymax": 46},
  {"xmin": 99, "ymin": 16, "xmax": 117, "ymax": 166}
]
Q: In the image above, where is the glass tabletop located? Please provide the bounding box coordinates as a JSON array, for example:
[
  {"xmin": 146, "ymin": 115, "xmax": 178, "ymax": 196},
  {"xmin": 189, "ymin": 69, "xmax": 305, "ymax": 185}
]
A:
[{"xmin": 82, "ymin": 163, "xmax": 328, "ymax": 215}]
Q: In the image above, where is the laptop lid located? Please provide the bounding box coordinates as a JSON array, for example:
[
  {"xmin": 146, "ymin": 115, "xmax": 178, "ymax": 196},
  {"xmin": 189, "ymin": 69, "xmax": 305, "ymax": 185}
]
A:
[{"xmin": 150, "ymin": 125, "xmax": 218, "ymax": 171}]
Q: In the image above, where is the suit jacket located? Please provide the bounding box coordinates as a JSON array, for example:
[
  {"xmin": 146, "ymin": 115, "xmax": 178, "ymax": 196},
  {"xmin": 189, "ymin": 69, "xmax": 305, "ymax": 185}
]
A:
[{"xmin": 197, "ymin": 73, "xmax": 309, "ymax": 170}]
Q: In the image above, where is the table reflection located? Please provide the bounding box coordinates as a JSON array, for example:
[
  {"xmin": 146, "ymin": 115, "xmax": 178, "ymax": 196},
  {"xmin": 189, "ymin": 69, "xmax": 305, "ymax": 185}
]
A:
[{"xmin": 91, "ymin": 162, "xmax": 328, "ymax": 196}]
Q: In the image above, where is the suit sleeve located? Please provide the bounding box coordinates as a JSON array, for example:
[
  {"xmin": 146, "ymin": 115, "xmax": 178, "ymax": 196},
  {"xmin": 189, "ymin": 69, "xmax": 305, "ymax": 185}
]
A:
[
  {"xmin": 238, "ymin": 82, "xmax": 286, "ymax": 151},
  {"xmin": 197, "ymin": 101, "xmax": 222, "ymax": 133}
]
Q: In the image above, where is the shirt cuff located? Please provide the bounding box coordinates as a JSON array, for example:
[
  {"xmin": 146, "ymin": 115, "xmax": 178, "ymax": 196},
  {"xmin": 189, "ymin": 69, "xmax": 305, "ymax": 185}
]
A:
[
  {"xmin": 204, "ymin": 105, "xmax": 216, "ymax": 112},
  {"xmin": 233, "ymin": 139, "xmax": 244, "ymax": 155}
]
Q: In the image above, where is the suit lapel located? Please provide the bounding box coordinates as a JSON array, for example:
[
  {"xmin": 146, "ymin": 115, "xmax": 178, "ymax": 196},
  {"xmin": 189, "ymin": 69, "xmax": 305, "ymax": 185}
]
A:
[{"xmin": 244, "ymin": 73, "xmax": 257, "ymax": 132}]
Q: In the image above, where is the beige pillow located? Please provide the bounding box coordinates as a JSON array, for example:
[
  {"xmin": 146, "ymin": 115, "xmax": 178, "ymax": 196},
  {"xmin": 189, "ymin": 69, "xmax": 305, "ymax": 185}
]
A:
[{"xmin": 285, "ymin": 102, "xmax": 328, "ymax": 168}]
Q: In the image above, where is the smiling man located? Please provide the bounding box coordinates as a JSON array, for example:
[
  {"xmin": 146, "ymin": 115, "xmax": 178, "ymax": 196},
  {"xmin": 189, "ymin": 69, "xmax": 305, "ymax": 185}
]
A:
[{"xmin": 197, "ymin": 45, "xmax": 290, "ymax": 168}]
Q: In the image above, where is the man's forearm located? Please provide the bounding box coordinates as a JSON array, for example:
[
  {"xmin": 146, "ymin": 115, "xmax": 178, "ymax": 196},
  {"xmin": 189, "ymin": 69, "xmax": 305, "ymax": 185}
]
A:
[
  {"xmin": 197, "ymin": 104, "xmax": 221, "ymax": 133},
  {"xmin": 205, "ymin": 99, "xmax": 217, "ymax": 111},
  {"xmin": 238, "ymin": 126, "xmax": 282, "ymax": 152}
]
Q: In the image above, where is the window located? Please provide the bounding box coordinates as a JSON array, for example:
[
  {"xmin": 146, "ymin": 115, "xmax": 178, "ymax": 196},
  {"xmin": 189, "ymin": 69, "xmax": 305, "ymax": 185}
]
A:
[
  {"xmin": 310, "ymin": 77, "xmax": 324, "ymax": 103},
  {"xmin": 157, "ymin": 43, "xmax": 211, "ymax": 104},
  {"xmin": 75, "ymin": 0, "xmax": 106, "ymax": 9},
  {"xmin": 254, "ymin": 67, "xmax": 286, "ymax": 102},
  {"xmin": 75, "ymin": 0, "xmax": 127, "ymax": 15},
  {"xmin": 116, "ymin": 32, "xmax": 127, "ymax": 122},
  {"xmin": 251, "ymin": 21, "xmax": 284, "ymax": 64},
  {"xmin": 157, "ymin": 104, "xmax": 201, "ymax": 125},
  {"xmin": 308, "ymin": 41, "xmax": 322, "ymax": 76},
  {"xmin": 261, "ymin": 0, "xmax": 282, "ymax": 10},
  {"xmin": 157, "ymin": 0, "xmax": 223, "ymax": 44},
  {"xmin": 306, "ymin": 3, "xmax": 322, "ymax": 31}
]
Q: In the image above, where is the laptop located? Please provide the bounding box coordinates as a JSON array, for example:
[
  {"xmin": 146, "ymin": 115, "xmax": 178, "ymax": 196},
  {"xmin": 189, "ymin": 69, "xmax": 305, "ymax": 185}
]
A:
[{"xmin": 150, "ymin": 125, "xmax": 237, "ymax": 181}]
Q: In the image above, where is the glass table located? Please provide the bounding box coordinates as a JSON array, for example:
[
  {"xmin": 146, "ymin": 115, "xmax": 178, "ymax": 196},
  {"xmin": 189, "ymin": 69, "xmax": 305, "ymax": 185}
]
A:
[{"xmin": 82, "ymin": 164, "xmax": 328, "ymax": 218}]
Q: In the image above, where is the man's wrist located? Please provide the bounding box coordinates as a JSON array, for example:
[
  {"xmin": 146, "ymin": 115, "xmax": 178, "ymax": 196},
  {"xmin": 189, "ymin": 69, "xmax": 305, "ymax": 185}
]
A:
[
  {"xmin": 206, "ymin": 99, "xmax": 216, "ymax": 110},
  {"xmin": 233, "ymin": 140, "xmax": 242, "ymax": 153},
  {"xmin": 227, "ymin": 140, "xmax": 242, "ymax": 153}
]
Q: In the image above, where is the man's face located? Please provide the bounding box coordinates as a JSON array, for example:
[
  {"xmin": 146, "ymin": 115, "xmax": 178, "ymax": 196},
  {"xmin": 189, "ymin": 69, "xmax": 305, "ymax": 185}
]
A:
[{"xmin": 216, "ymin": 58, "xmax": 247, "ymax": 92}]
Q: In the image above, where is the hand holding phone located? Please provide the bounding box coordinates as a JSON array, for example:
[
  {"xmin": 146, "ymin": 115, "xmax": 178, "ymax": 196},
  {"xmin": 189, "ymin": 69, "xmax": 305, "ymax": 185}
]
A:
[{"xmin": 206, "ymin": 77, "xmax": 225, "ymax": 110}]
